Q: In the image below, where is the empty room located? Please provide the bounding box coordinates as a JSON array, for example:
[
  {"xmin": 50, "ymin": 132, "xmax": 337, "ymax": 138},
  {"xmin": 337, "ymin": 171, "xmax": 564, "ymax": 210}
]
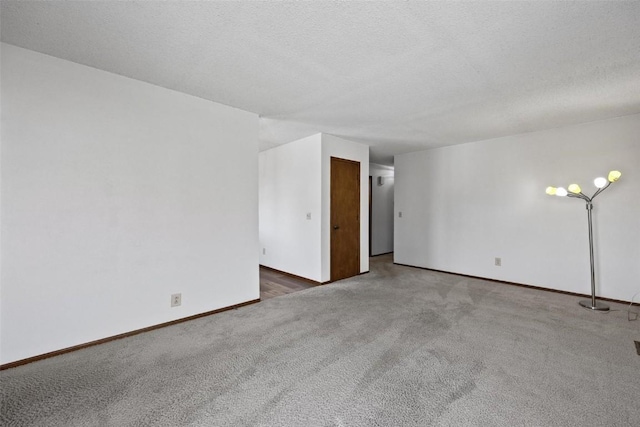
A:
[{"xmin": 1, "ymin": 2, "xmax": 639, "ymax": 426}]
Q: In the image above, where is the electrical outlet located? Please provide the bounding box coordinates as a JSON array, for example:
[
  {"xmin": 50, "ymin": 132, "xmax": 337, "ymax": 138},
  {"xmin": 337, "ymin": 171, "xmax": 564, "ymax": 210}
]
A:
[
  {"xmin": 262, "ymin": 248, "xmax": 266, "ymax": 255},
  {"xmin": 495, "ymin": 257, "xmax": 502, "ymax": 267},
  {"xmin": 306, "ymin": 212, "xmax": 312, "ymax": 220},
  {"xmin": 398, "ymin": 211, "xmax": 403, "ymax": 218},
  {"xmin": 171, "ymin": 293, "xmax": 182, "ymax": 307}
]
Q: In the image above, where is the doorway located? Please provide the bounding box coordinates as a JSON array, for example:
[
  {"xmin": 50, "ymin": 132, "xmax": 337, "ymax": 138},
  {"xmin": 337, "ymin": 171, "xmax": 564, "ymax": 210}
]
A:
[{"xmin": 330, "ymin": 157, "xmax": 360, "ymax": 282}]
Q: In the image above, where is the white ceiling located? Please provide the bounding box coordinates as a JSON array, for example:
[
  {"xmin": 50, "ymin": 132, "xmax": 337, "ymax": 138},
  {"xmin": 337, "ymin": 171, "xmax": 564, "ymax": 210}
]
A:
[{"xmin": 2, "ymin": 1, "xmax": 640, "ymax": 165}]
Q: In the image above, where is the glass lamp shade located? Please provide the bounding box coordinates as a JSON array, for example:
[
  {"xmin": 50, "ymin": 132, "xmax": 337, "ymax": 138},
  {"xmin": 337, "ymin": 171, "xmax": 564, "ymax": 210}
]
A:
[
  {"xmin": 556, "ymin": 187, "xmax": 568, "ymax": 197},
  {"xmin": 568, "ymin": 184, "xmax": 581, "ymax": 194},
  {"xmin": 608, "ymin": 170, "xmax": 621, "ymax": 182},
  {"xmin": 545, "ymin": 186, "xmax": 557, "ymax": 195},
  {"xmin": 594, "ymin": 177, "xmax": 608, "ymax": 188}
]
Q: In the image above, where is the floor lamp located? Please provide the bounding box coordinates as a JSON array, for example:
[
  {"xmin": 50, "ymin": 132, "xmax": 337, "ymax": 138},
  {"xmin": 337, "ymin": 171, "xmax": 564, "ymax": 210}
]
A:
[{"xmin": 546, "ymin": 170, "xmax": 621, "ymax": 311}]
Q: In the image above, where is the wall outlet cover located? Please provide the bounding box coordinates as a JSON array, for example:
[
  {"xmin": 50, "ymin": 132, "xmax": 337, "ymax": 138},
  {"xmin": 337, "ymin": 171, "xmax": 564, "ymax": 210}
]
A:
[{"xmin": 171, "ymin": 293, "xmax": 182, "ymax": 307}]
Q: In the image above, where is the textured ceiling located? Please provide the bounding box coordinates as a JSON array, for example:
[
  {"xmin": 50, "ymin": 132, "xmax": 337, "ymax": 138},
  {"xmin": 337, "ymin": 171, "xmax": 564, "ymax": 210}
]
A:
[{"xmin": 2, "ymin": 1, "xmax": 640, "ymax": 164}]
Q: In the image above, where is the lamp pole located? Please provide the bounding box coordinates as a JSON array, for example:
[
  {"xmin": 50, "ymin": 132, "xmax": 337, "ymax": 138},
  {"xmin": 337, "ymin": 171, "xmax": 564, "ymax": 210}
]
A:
[
  {"xmin": 546, "ymin": 171, "xmax": 621, "ymax": 312},
  {"xmin": 578, "ymin": 199, "xmax": 607, "ymax": 310}
]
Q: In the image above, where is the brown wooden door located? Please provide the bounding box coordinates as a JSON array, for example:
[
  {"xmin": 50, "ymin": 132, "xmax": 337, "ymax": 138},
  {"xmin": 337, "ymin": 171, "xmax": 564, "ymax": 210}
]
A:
[
  {"xmin": 369, "ymin": 176, "xmax": 373, "ymax": 257},
  {"xmin": 330, "ymin": 157, "xmax": 360, "ymax": 282}
]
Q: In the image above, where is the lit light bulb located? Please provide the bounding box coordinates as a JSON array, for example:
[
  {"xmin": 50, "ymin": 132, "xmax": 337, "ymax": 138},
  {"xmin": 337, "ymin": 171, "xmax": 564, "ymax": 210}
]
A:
[
  {"xmin": 545, "ymin": 186, "xmax": 557, "ymax": 195},
  {"xmin": 608, "ymin": 170, "xmax": 621, "ymax": 182},
  {"xmin": 556, "ymin": 187, "xmax": 568, "ymax": 197},
  {"xmin": 594, "ymin": 177, "xmax": 607, "ymax": 188},
  {"xmin": 568, "ymin": 184, "xmax": 581, "ymax": 194}
]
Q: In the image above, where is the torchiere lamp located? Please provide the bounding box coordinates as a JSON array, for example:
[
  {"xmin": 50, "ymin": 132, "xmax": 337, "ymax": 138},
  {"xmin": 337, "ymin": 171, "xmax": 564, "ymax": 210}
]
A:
[{"xmin": 546, "ymin": 170, "xmax": 621, "ymax": 311}]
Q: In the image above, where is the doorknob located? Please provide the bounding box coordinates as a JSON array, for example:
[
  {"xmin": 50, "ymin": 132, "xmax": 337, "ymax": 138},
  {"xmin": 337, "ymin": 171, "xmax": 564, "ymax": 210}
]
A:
[{"xmin": 333, "ymin": 225, "xmax": 340, "ymax": 230}]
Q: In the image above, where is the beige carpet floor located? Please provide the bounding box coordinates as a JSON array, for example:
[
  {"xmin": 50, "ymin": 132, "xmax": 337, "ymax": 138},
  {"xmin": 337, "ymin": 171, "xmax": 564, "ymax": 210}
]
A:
[{"xmin": 2, "ymin": 255, "xmax": 639, "ymax": 426}]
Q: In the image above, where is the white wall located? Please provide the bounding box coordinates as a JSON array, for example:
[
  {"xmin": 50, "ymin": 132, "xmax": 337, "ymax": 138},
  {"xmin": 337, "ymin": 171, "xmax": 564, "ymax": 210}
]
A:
[
  {"xmin": 395, "ymin": 114, "xmax": 640, "ymax": 302},
  {"xmin": 0, "ymin": 51, "xmax": 3, "ymax": 361},
  {"xmin": 259, "ymin": 134, "xmax": 322, "ymax": 281},
  {"xmin": 370, "ymin": 163, "xmax": 394, "ymax": 256},
  {"xmin": 321, "ymin": 134, "xmax": 370, "ymax": 281},
  {"xmin": 258, "ymin": 133, "xmax": 369, "ymax": 283},
  {"xmin": 0, "ymin": 44, "xmax": 259, "ymax": 364}
]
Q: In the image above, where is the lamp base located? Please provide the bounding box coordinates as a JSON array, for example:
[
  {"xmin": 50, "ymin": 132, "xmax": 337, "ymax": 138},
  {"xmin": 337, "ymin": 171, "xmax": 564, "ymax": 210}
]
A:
[{"xmin": 579, "ymin": 300, "xmax": 610, "ymax": 311}]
